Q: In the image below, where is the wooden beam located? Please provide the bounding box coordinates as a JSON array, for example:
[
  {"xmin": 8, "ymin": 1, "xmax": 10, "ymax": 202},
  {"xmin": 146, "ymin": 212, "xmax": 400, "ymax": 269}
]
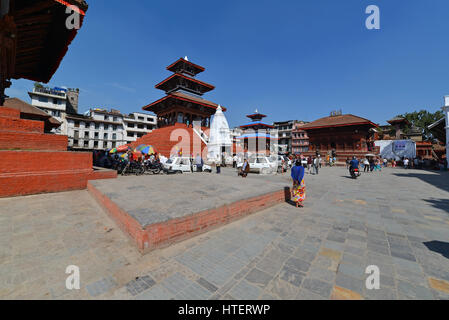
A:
[
  {"xmin": 14, "ymin": 13, "xmax": 53, "ymax": 25},
  {"xmin": 13, "ymin": 0, "xmax": 55, "ymax": 17}
]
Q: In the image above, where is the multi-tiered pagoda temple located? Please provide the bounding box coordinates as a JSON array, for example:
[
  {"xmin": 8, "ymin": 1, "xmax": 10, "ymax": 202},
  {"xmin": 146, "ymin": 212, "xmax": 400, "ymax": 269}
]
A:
[
  {"xmin": 143, "ymin": 57, "xmax": 225, "ymax": 128},
  {"xmin": 133, "ymin": 57, "xmax": 225, "ymax": 157},
  {"xmin": 238, "ymin": 110, "xmax": 276, "ymax": 155}
]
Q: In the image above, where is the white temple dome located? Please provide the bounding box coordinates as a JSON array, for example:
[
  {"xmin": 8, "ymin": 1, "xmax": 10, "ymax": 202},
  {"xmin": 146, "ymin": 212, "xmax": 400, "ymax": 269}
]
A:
[{"xmin": 207, "ymin": 105, "xmax": 232, "ymax": 160}]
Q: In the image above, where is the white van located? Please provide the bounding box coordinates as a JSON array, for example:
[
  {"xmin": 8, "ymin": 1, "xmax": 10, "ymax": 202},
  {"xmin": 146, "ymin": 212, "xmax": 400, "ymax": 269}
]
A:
[{"xmin": 163, "ymin": 157, "xmax": 212, "ymax": 174}]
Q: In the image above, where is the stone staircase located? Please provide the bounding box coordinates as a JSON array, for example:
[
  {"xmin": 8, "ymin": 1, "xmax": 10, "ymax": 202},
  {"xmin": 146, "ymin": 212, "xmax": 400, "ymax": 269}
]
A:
[{"xmin": 0, "ymin": 106, "xmax": 102, "ymax": 198}]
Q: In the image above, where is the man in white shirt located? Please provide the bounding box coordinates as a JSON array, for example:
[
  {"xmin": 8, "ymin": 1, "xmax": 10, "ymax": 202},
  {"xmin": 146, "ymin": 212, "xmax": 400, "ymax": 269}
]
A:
[{"xmin": 404, "ymin": 158, "xmax": 409, "ymax": 169}]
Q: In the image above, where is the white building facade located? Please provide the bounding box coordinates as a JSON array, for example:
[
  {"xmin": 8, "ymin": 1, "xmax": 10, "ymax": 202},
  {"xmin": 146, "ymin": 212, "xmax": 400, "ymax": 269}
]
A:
[
  {"xmin": 28, "ymin": 86, "xmax": 79, "ymax": 134},
  {"xmin": 29, "ymin": 85, "xmax": 158, "ymax": 151},
  {"xmin": 65, "ymin": 109, "xmax": 157, "ymax": 151},
  {"xmin": 123, "ymin": 112, "xmax": 157, "ymax": 144},
  {"xmin": 66, "ymin": 109, "xmax": 126, "ymax": 150}
]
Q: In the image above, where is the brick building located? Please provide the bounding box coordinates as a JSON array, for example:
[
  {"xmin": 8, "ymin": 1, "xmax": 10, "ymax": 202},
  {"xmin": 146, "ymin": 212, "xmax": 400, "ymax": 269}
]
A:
[
  {"xmin": 291, "ymin": 121, "xmax": 309, "ymax": 154},
  {"xmin": 301, "ymin": 113, "xmax": 378, "ymax": 162}
]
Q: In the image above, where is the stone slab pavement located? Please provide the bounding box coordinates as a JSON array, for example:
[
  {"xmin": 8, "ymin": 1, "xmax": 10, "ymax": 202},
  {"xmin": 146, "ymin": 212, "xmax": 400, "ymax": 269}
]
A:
[
  {"xmin": 89, "ymin": 168, "xmax": 290, "ymax": 227},
  {"xmin": 1, "ymin": 167, "xmax": 449, "ymax": 300}
]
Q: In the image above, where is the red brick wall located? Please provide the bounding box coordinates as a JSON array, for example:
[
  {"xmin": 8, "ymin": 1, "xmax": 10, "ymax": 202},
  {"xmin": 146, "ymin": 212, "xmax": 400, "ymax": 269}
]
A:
[
  {"xmin": 0, "ymin": 107, "xmax": 20, "ymax": 118},
  {"xmin": 0, "ymin": 116, "xmax": 44, "ymax": 133},
  {"xmin": 87, "ymin": 169, "xmax": 118, "ymax": 181},
  {"xmin": 0, "ymin": 151, "xmax": 92, "ymax": 174},
  {"xmin": 0, "ymin": 170, "xmax": 92, "ymax": 198},
  {"xmin": 0, "ymin": 131, "xmax": 68, "ymax": 151}
]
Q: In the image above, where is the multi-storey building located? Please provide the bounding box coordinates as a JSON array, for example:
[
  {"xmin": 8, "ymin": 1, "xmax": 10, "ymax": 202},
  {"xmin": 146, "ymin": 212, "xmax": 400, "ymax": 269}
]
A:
[
  {"xmin": 123, "ymin": 112, "xmax": 157, "ymax": 144},
  {"xmin": 29, "ymin": 84, "xmax": 158, "ymax": 151},
  {"xmin": 28, "ymin": 85, "xmax": 79, "ymax": 134},
  {"xmin": 66, "ymin": 108, "xmax": 126, "ymax": 150},
  {"xmin": 65, "ymin": 109, "xmax": 157, "ymax": 151},
  {"xmin": 273, "ymin": 120, "xmax": 296, "ymax": 155},
  {"xmin": 291, "ymin": 121, "xmax": 310, "ymax": 154}
]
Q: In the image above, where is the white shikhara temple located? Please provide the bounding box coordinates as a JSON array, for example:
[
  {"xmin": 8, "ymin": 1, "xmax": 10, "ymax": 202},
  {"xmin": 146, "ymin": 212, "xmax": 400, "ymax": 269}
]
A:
[{"xmin": 207, "ymin": 105, "xmax": 232, "ymax": 161}]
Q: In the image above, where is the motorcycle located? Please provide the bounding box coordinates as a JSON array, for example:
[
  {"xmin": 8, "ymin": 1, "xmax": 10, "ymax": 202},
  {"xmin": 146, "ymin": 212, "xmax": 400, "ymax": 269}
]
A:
[
  {"xmin": 144, "ymin": 160, "xmax": 163, "ymax": 175},
  {"xmin": 350, "ymin": 167, "xmax": 361, "ymax": 179},
  {"xmin": 121, "ymin": 160, "xmax": 145, "ymax": 176}
]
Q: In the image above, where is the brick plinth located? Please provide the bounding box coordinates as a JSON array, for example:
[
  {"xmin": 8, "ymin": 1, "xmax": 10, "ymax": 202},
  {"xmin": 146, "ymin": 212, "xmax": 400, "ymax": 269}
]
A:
[
  {"xmin": 88, "ymin": 167, "xmax": 118, "ymax": 181},
  {"xmin": 0, "ymin": 107, "xmax": 20, "ymax": 118},
  {"xmin": 0, "ymin": 131, "xmax": 68, "ymax": 151},
  {"xmin": 0, "ymin": 105, "xmax": 115, "ymax": 198},
  {"xmin": 0, "ymin": 169, "xmax": 92, "ymax": 198},
  {"xmin": 0, "ymin": 150, "xmax": 92, "ymax": 174},
  {"xmin": 130, "ymin": 123, "xmax": 208, "ymax": 157},
  {"xmin": 87, "ymin": 182, "xmax": 289, "ymax": 253},
  {"xmin": 0, "ymin": 116, "xmax": 44, "ymax": 133},
  {"xmin": 0, "ymin": 151, "xmax": 93, "ymax": 198}
]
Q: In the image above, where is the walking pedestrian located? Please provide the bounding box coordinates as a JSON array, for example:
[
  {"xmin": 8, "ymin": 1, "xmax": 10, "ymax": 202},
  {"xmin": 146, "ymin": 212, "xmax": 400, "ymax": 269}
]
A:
[
  {"xmin": 313, "ymin": 156, "xmax": 320, "ymax": 175},
  {"xmin": 291, "ymin": 160, "xmax": 306, "ymax": 208},
  {"xmin": 195, "ymin": 154, "xmax": 203, "ymax": 172},
  {"xmin": 307, "ymin": 157, "xmax": 312, "ymax": 174}
]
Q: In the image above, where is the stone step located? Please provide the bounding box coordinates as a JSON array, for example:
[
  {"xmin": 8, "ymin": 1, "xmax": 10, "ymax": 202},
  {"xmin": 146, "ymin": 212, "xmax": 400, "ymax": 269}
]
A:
[
  {"xmin": 0, "ymin": 150, "xmax": 94, "ymax": 198},
  {"xmin": 0, "ymin": 116, "xmax": 44, "ymax": 134},
  {"xmin": 0, "ymin": 150, "xmax": 92, "ymax": 174},
  {"xmin": 0, "ymin": 169, "xmax": 92, "ymax": 198},
  {"xmin": 0, "ymin": 107, "xmax": 20, "ymax": 119},
  {"xmin": 0, "ymin": 131, "xmax": 68, "ymax": 151}
]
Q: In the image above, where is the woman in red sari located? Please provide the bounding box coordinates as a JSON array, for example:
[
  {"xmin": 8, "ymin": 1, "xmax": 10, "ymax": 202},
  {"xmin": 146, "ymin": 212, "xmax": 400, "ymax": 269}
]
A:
[{"xmin": 291, "ymin": 160, "xmax": 306, "ymax": 207}]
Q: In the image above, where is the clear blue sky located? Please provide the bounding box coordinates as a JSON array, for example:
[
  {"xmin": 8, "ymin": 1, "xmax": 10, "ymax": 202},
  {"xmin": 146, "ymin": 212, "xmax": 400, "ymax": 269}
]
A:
[{"xmin": 6, "ymin": 0, "xmax": 449, "ymax": 127}]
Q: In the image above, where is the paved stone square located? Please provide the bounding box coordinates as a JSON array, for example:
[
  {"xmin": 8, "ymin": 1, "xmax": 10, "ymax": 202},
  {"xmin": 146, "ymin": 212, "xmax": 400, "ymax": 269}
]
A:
[
  {"xmin": 1, "ymin": 167, "xmax": 449, "ymax": 300},
  {"xmin": 89, "ymin": 169, "xmax": 290, "ymax": 226}
]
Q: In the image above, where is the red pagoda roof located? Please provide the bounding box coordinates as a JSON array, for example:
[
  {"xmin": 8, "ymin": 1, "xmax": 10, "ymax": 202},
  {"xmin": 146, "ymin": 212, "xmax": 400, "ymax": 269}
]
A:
[
  {"xmin": 166, "ymin": 58, "xmax": 205, "ymax": 76},
  {"xmin": 240, "ymin": 122, "xmax": 274, "ymax": 129},
  {"xmin": 11, "ymin": 0, "xmax": 89, "ymax": 83},
  {"xmin": 301, "ymin": 114, "xmax": 378, "ymax": 130},
  {"xmin": 155, "ymin": 73, "xmax": 215, "ymax": 94},
  {"xmin": 247, "ymin": 113, "xmax": 267, "ymax": 119},
  {"xmin": 143, "ymin": 91, "xmax": 226, "ymax": 113}
]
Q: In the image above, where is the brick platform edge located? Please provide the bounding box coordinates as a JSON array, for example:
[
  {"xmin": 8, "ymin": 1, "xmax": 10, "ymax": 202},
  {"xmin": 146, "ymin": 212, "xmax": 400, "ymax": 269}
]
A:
[
  {"xmin": 88, "ymin": 167, "xmax": 118, "ymax": 181},
  {"xmin": 87, "ymin": 181, "xmax": 291, "ymax": 254}
]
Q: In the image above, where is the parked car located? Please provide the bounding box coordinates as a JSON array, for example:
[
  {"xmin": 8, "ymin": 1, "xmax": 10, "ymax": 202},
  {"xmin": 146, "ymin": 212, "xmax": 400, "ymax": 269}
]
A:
[
  {"xmin": 237, "ymin": 156, "xmax": 277, "ymax": 174},
  {"xmin": 163, "ymin": 157, "xmax": 212, "ymax": 174}
]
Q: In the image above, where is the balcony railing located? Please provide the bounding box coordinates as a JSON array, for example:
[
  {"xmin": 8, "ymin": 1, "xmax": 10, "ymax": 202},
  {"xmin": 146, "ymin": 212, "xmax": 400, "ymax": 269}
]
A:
[{"xmin": 33, "ymin": 87, "xmax": 66, "ymax": 97}]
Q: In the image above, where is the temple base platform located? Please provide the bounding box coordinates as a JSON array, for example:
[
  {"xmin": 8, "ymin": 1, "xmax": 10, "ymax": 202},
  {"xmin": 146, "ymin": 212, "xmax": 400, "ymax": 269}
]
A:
[{"xmin": 88, "ymin": 169, "xmax": 292, "ymax": 253}]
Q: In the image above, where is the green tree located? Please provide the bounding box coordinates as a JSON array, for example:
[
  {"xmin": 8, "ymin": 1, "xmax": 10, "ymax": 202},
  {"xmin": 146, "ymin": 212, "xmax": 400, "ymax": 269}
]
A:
[
  {"xmin": 397, "ymin": 110, "xmax": 444, "ymax": 140},
  {"xmin": 33, "ymin": 82, "xmax": 43, "ymax": 89}
]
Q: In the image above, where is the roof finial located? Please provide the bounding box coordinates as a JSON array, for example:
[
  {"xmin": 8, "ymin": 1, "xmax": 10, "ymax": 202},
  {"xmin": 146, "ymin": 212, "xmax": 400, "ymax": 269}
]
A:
[
  {"xmin": 184, "ymin": 56, "xmax": 189, "ymax": 61},
  {"xmin": 255, "ymin": 108, "xmax": 259, "ymax": 113}
]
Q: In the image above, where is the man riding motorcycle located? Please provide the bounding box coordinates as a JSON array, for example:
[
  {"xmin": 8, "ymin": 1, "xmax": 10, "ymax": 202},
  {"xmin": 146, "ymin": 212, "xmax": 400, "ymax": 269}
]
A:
[{"xmin": 349, "ymin": 156, "xmax": 360, "ymax": 178}]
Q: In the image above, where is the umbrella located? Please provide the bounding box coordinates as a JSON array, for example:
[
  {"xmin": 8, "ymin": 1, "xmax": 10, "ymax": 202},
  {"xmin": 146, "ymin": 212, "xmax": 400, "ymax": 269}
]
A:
[
  {"xmin": 136, "ymin": 145, "xmax": 157, "ymax": 155},
  {"xmin": 135, "ymin": 144, "xmax": 148, "ymax": 151},
  {"xmin": 109, "ymin": 148, "xmax": 118, "ymax": 154},
  {"xmin": 116, "ymin": 144, "xmax": 131, "ymax": 153}
]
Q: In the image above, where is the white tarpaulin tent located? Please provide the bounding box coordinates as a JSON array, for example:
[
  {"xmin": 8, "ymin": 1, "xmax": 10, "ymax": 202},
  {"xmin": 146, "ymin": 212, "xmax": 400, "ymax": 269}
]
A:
[
  {"xmin": 207, "ymin": 105, "xmax": 232, "ymax": 161},
  {"xmin": 375, "ymin": 140, "xmax": 416, "ymax": 160}
]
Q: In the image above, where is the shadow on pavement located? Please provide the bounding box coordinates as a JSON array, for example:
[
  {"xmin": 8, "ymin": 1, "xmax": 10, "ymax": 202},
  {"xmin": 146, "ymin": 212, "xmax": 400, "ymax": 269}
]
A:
[
  {"xmin": 423, "ymin": 198, "xmax": 449, "ymax": 213},
  {"xmin": 393, "ymin": 171, "xmax": 449, "ymax": 193},
  {"xmin": 424, "ymin": 240, "xmax": 449, "ymax": 259}
]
